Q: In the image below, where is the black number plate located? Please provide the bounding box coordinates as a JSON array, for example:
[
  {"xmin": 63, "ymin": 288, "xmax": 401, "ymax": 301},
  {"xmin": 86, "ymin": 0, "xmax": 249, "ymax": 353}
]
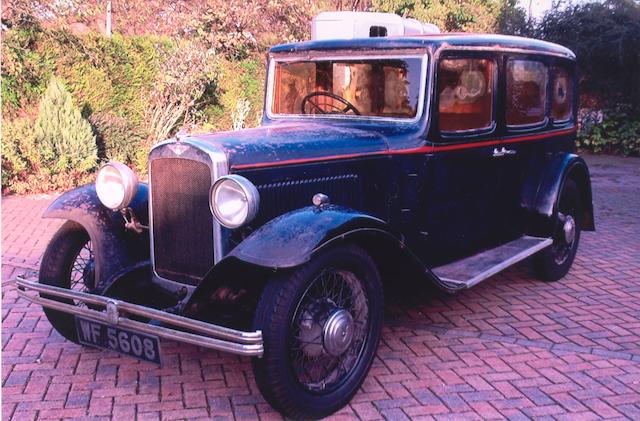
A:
[{"xmin": 75, "ymin": 317, "xmax": 161, "ymax": 364}]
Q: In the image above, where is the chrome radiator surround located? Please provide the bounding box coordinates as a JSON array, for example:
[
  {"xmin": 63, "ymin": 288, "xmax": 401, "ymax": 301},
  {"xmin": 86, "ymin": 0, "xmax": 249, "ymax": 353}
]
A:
[{"xmin": 148, "ymin": 138, "xmax": 228, "ymax": 285}]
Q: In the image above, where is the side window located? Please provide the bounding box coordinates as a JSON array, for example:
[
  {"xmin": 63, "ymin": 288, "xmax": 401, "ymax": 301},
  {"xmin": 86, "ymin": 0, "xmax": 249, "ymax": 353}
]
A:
[
  {"xmin": 551, "ymin": 65, "xmax": 574, "ymax": 122},
  {"xmin": 438, "ymin": 58, "xmax": 495, "ymax": 133},
  {"xmin": 506, "ymin": 59, "xmax": 548, "ymax": 127}
]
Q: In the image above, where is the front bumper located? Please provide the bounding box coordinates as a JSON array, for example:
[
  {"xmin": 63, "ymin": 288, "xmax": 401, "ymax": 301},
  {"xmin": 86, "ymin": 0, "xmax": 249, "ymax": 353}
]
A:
[{"xmin": 15, "ymin": 277, "xmax": 263, "ymax": 357}]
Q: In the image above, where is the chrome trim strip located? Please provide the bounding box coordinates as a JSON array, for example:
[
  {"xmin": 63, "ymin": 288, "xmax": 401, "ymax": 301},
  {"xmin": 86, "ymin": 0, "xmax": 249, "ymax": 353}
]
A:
[
  {"xmin": 15, "ymin": 277, "xmax": 263, "ymax": 357},
  {"xmin": 265, "ymin": 53, "xmax": 430, "ymax": 124},
  {"xmin": 148, "ymin": 138, "xmax": 229, "ymax": 286}
]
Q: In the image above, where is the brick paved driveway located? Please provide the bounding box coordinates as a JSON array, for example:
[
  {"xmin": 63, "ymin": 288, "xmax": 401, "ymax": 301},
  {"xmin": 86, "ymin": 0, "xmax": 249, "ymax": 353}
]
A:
[{"xmin": 2, "ymin": 154, "xmax": 640, "ymax": 420}]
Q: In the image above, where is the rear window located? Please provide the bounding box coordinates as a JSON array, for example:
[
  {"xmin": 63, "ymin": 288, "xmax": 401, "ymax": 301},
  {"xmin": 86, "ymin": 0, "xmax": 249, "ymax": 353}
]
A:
[
  {"xmin": 506, "ymin": 60, "xmax": 548, "ymax": 127},
  {"xmin": 438, "ymin": 58, "xmax": 495, "ymax": 132},
  {"xmin": 551, "ymin": 66, "xmax": 573, "ymax": 122}
]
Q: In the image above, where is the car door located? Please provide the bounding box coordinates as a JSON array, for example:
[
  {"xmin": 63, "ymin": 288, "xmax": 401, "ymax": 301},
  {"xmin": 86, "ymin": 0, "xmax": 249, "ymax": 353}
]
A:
[
  {"xmin": 497, "ymin": 56, "xmax": 553, "ymax": 240},
  {"xmin": 419, "ymin": 54, "xmax": 505, "ymax": 266}
]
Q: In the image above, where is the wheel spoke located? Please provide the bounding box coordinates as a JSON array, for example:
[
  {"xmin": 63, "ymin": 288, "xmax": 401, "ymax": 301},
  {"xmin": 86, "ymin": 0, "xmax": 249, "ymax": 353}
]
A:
[{"xmin": 66, "ymin": 239, "xmax": 94, "ymax": 307}]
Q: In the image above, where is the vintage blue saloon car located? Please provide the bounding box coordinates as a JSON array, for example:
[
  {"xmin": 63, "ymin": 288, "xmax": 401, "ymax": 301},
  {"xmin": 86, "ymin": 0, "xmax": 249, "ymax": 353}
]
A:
[{"xmin": 18, "ymin": 12, "xmax": 594, "ymax": 420}]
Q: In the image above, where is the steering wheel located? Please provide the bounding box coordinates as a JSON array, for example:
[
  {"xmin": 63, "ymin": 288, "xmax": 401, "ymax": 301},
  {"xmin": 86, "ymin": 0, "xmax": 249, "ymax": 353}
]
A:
[{"xmin": 301, "ymin": 91, "xmax": 361, "ymax": 115}]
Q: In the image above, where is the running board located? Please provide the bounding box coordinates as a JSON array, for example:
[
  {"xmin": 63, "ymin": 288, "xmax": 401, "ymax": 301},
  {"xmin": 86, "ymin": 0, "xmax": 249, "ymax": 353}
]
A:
[{"xmin": 433, "ymin": 236, "xmax": 553, "ymax": 290}]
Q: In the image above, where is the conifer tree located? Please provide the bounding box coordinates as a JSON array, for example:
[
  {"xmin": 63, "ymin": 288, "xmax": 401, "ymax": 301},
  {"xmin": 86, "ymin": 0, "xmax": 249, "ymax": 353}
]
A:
[{"xmin": 35, "ymin": 77, "xmax": 98, "ymax": 173}]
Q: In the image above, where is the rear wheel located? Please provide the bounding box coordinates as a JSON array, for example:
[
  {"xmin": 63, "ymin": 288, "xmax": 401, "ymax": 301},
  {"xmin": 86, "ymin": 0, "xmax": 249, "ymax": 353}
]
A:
[
  {"xmin": 39, "ymin": 221, "xmax": 96, "ymax": 343},
  {"xmin": 535, "ymin": 179, "xmax": 582, "ymax": 282},
  {"xmin": 252, "ymin": 244, "xmax": 383, "ymax": 419}
]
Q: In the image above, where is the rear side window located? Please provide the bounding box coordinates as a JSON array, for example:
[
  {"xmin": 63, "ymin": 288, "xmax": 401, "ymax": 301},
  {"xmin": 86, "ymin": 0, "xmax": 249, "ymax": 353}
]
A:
[
  {"xmin": 551, "ymin": 66, "xmax": 573, "ymax": 122},
  {"xmin": 506, "ymin": 60, "xmax": 548, "ymax": 127},
  {"xmin": 438, "ymin": 58, "xmax": 495, "ymax": 133}
]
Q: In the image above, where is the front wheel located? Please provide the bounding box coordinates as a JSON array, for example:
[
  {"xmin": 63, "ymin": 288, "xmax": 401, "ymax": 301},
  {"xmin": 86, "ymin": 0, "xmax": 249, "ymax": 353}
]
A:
[
  {"xmin": 39, "ymin": 221, "xmax": 96, "ymax": 343},
  {"xmin": 252, "ymin": 244, "xmax": 383, "ymax": 420}
]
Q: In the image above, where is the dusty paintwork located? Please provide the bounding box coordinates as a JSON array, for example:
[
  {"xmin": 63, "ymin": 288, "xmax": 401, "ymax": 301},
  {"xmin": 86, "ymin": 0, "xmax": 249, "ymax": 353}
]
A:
[
  {"xmin": 43, "ymin": 184, "xmax": 150, "ymax": 293},
  {"xmin": 183, "ymin": 122, "xmax": 392, "ymax": 169}
]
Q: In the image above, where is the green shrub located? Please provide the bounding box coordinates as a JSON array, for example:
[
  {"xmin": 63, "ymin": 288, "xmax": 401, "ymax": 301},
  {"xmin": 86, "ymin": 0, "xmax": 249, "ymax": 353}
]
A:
[
  {"xmin": 1, "ymin": 25, "xmax": 171, "ymax": 123},
  {"xmin": 1, "ymin": 116, "xmax": 95, "ymax": 194},
  {"xmin": 89, "ymin": 111, "xmax": 147, "ymax": 164},
  {"xmin": 35, "ymin": 77, "xmax": 98, "ymax": 173},
  {"xmin": 198, "ymin": 56, "xmax": 265, "ymax": 131},
  {"xmin": 2, "ymin": 117, "xmax": 40, "ymax": 193},
  {"xmin": 578, "ymin": 105, "xmax": 640, "ymax": 156}
]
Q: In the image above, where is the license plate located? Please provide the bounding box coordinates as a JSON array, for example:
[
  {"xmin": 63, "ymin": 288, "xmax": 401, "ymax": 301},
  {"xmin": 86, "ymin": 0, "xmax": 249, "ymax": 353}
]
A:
[{"xmin": 75, "ymin": 317, "xmax": 161, "ymax": 364}]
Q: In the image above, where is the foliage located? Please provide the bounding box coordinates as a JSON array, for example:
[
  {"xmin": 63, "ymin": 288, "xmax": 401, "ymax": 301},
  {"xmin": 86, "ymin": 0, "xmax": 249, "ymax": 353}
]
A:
[
  {"xmin": 193, "ymin": 0, "xmax": 319, "ymax": 59},
  {"xmin": 1, "ymin": 116, "xmax": 95, "ymax": 194},
  {"xmin": 1, "ymin": 24, "xmax": 170, "ymax": 122},
  {"xmin": 371, "ymin": 0, "xmax": 519, "ymax": 32},
  {"xmin": 2, "ymin": 117, "xmax": 41, "ymax": 193},
  {"xmin": 35, "ymin": 77, "xmax": 98, "ymax": 174},
  {"xmin": 537, "ymin": 0, "xmax": 640, "ymax": 110},
  {"xmin": 232, "ymin": 98, "xmax": 252, "ymax": 131},
  {"xmin": 495, "ymin": 0, "xmax": 532, "ymax": 35},
  {"xmin": 196, "ymin": 57, "xmax": 265, "ymax": 132},
  {"xmin": 3, "ymin": 0, "xmax": 319, "ymax": 59},
  {"xmin": 578, "ymin": 105, "xmax": 640, "ymax": 156},
  {"xmin": 89, "ymin": 111, "xmax": 147, "ymax": 164},
  {"xmin": 143, "ymin": 41, "xmax": 218, "ymax": 144}
]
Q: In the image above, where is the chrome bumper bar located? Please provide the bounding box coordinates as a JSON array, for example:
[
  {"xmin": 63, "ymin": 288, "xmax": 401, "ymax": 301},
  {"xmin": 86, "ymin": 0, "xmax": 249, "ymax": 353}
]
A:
[{"xmin": 15, "ymin": 277, "xmax": 263, "ymax": 357}]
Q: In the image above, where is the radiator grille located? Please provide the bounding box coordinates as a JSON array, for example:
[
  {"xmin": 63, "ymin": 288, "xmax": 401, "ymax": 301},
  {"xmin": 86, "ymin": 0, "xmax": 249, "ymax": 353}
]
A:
[{"xmin": 151, "ymin": 158, "xmax": 214, "ymax": 284}]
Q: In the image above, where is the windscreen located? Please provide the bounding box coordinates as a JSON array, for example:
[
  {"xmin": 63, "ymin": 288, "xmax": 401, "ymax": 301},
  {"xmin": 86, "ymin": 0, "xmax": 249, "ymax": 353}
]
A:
[{"xmin": 270, "ymin": 56, "xmax": 424, "ymax": 119}]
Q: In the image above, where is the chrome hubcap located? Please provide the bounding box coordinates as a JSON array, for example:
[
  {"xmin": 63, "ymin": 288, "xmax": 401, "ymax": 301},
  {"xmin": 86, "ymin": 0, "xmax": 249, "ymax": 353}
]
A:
[
  {"xmin": 323, "ymin": 309, "xmax": 354, "ymax": 356},
  {"xmin": 563, "ymin": 215, "xmax": 576, "ymax": 244}
]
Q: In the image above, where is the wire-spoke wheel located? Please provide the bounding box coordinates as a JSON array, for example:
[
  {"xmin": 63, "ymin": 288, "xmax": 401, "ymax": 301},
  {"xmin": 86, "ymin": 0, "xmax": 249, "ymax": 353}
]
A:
[
  {"xmin": 39, "ymin": 221, "xmax": 96, "ymax": 342},
  {"xmin": 535, "ymin": 178, "xmax": 582, "ymax": 282},
  {"xmin": 290, "ymin": 268, "xmax": 369, "ymax": 393},
  {"xmin": 252, "ymin": 244, "xmax": 383, "ymax": 420}
]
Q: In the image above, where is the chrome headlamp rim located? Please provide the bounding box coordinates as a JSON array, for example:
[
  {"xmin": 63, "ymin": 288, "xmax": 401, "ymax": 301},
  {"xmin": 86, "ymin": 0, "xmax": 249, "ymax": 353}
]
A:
[
  {"xmin": 95, "ymin": 161, "xmax": 139, "ymax": 210},
  {"xmin": 209, "ymin": 174, "xmax": 260, "ymax": 229}
]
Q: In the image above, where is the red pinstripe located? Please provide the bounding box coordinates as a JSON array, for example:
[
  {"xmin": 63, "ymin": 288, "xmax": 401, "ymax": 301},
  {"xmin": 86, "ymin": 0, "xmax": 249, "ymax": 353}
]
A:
[{"xmin": 231, "ymin": 128, "xmax": 576, "ymax": 170}]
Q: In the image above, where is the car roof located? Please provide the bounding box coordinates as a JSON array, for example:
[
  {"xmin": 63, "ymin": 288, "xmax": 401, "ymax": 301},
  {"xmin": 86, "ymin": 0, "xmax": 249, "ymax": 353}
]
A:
[{"xmin": 269, "ymin": 33, "xmax": 576, "ymax": 60}]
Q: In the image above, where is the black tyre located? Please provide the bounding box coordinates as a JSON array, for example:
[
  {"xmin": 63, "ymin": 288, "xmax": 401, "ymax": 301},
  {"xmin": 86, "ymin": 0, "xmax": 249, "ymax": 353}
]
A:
[
  {"xmin": 535, "ymin": 179, "xmax": 582, "ymax": 282},
  {"xmin": 252, "ymin": 244, "xmax": 383, "ymax": 420},
  {"xmin": 39, "ymin": 221, "xmax": 96, "ymax": 343}
]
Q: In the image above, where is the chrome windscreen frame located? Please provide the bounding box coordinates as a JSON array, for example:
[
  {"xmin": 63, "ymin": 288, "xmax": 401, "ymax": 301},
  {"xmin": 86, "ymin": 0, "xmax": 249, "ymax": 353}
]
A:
[
  {"xmin": 265, "ymin": 51, "xmax": 430, "ymax": 124},
  {"xmin": 147, "ymin": 137, "xmax": 228, "ymax": 287}
]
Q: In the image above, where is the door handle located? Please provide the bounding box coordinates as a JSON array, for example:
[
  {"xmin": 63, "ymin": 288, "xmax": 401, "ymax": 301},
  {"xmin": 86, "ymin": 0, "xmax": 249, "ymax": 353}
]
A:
[{"xmin": 492, "ymin": 147, "xmax": 517, "ymax": 157}]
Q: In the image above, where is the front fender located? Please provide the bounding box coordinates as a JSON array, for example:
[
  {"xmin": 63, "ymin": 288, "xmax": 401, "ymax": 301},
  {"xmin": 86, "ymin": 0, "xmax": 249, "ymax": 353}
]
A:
[
  {"xmin": 227, "ymin": 205, "xmax": 391, "ymax": 268},
  {"xmin": 185, "ymin": 205, "xmax": 447, "ymax": 317},
  {"xmin": 43, "ymin": 183, "xmax": 150, "ymax": 292}
]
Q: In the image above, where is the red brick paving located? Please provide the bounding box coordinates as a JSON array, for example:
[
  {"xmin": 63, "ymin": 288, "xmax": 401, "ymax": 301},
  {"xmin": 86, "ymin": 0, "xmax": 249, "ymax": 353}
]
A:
[{"xmin": 2, "ymin": 154, "xmax": 640, "ymax": 420}]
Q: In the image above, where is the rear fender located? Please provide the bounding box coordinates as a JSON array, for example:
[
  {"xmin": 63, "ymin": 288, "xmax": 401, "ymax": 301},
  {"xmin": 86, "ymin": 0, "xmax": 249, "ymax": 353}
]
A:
[
  {"xmin": 523, "ymin": 153, "xmax": 595, "ymax": 236},
  {"xmin": 43, "ymin": 184, "xmax": 150, "ymax": 293}
]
